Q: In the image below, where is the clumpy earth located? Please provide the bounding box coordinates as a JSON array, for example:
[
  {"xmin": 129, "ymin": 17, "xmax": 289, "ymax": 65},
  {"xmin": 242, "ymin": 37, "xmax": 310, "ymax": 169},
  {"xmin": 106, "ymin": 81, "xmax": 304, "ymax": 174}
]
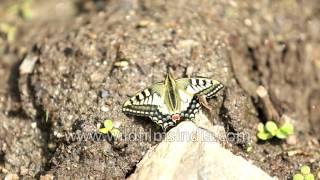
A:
[{"xmin": 0, "ymin": 0, "xmax": 319, "ymax": 179}]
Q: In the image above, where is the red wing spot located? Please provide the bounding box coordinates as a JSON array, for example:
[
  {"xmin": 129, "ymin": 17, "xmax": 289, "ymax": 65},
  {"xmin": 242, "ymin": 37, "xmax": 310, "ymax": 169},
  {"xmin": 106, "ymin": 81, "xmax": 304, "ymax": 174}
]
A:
[{"xmin": 171, "ymin": 114, "xmax": 181, "ymax": 122}]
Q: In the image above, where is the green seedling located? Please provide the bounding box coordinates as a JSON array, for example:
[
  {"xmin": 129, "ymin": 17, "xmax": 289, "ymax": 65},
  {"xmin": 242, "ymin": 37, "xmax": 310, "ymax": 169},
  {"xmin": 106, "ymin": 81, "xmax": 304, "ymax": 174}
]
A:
[
  {"xmin": 0, "ymin": 23, "xmax": 16, "ymax": 43},
  {"xmin": 245, "ymin": 144, "xmax": 253, "ymax": 153},
  {"xmin": 110, "ymin": 128, "xmax": 121, "ymax": 138},
  {"xmin": 99, "ymin": 119, "xmax": 113, "ymax": 134},
  {"xmin": 276, "ymin": 122, "xmax": 294, "ymax": 139},
  {"xmin": 257, "ymin": 121, "xmax": 294, "ymax": 141},
  {"xmin": 293, "ymin": 165, "xmax": 315, "ymax": 180},
  {"xmin": 99, "ymin": 119, "xmax": 121, "ymax": 138},
  {"xmin": 7, "ymin": 0, "xmax": 33, "ymax": 20}
]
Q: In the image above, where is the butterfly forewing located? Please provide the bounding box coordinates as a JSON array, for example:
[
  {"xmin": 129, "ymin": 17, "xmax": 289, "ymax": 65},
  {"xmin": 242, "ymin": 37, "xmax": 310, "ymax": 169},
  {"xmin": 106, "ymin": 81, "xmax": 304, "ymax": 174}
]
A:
[
  {"xmin": 176, "ymin": 78, "xmax": 224, "ymax": 98},
  {"xmin": 122, "ymin": 83, "xmax": 164, "ymax": 116}
]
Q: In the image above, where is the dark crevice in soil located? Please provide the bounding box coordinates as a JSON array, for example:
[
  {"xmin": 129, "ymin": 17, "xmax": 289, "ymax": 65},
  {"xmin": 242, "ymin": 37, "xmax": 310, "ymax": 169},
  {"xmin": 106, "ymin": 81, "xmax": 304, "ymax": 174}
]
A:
[
  {"xmin": 228, "ymin": 51, "xmax": 268, "ymax": 123},
  {"xmin": 6, "ymin": 58, "xmax": 26, "ymax": 117},
  {"xmin": 8, "ymin": 58, "xmax": 22, "ymax": 103},
  {"xmin": 219, "ymin": 92, "xmax": 239, "ymax": 140},
  {"xmin": 226, "ymin": 51, "xmax": 242, "ymax": 90},
  {"xmin": 250, "ymin": 97, "xmax": 269, "ymax": 123},
  {"xmin": 21, "ymin": 60, "xmax": 56, "ymax": 177},
  {"xmin": 125, "ymin": 164, "xmax": 137, "ymax": 178},
  {"xmin": 247, "ymin": 46, "xmax": 263, "ymax": 84},
  {"xmin": 0, "ymin": 150, "xmax": 4, "ymax": 165}
]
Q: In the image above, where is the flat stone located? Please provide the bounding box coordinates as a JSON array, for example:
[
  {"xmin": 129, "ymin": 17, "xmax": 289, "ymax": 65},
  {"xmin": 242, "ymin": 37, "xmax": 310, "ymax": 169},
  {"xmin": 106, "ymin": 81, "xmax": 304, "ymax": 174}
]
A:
[{"xmin": 128, "ymin": 120, "xmax": 276, "ymax": 180}]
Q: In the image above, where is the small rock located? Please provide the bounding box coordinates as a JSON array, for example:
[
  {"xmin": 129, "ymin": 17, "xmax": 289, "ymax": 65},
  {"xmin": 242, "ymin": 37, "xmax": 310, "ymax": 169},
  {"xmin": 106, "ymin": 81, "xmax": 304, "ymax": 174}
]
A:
[
  {"xmin": 136, "ymin": 20, "xmax": 154, "ymax": 28},
  {"xmin": 185, "ymin": 66, "xmax": 194, "ymax": 77},
  {"xmin": 177, "ymin": 39, "xmax": 199, "ymax": 50},
  {"xmin": 256, "ymin": 86, "xmax": 268, "ymax": 97},
  {"xmin": 31, "ymin": 122, "xmax": 37, "ymax": 129},
  {"xmin": 48, "ymin": 143, "xmax": 56, "ymax": 151},
  {"xmin": 287, "ymin": 150, "xmax": 301, "ymax": 156},
  {"xmin": 4, "ymin": 174, "xmax": 19, "ymax": 180},
  {"xmin": 114, "ymin": 60, "xmax": 129, "ymax": 69},
  {"xmin": 244, "ymin": 19, "xmax": 252, "ymax": 26},
  {"xmin": 100, "ymin": 90, "xmax": 110, "ymax": 98},
  {"xmin": 20, "ymin": 166, "xmax": 29, "ymax": 176},
  {"xmin": 19, "ymin": 55, "xmax": 38, "ymax": 75},
  {"xmin": 40, "ymin": 174, "xmax": 54, "ymax": 180},
  {"xmin": 113, "ymin": 121, "xmax": 122, "ymax": 129},
  {"xmin": 286, "ymin": 135, "xmax": 297, "ymax": 145},
  {"xmin": 90, "ymin": 72, "xmax": 104, "ymax": 83},
  {"xmin": 1, "ymin": 167, "xmax": 9, "ymax": 174},
  {"xmin": 101, "ymin": 106, "xmax": 109, "ymax": 112}
]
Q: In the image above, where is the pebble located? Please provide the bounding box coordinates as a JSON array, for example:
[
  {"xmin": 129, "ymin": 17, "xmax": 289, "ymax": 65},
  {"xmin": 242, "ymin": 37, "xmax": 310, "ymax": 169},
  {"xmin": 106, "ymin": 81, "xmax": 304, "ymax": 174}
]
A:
[
  {"xmin": 114, "ymin": 60, "xmax": 129, "ymax": 69},
  {"xmin": 286, "ymin": 135, "xmax": 297, "ymax": 145},
  {"xmin": 31, "ymin": 122, "xmax": 37, "ymax": 129},
  {"xmin": 4, "ymin": 174, "xmax": 19, "ymax": 180},
  {"xmin": 40, "ymin": 174, "xmax": 54, "ymax": 180},
  {"xmin": 100, "ymin": 90, "xmax": 110, "ymax": 98},
  {"xmin": 101, "ymin": 106, "xmax": 109, "ymax": 112},
  {"xmin": 90, "ymin": 72, "xmax": 104, "ymax": 82},
  {"xmin": 20, "ymin": 166, "xmax": 28, "ymax": 175},
  {"xmin": 19, "ymin": 55, "xmax": 38, "ymax": 75}
]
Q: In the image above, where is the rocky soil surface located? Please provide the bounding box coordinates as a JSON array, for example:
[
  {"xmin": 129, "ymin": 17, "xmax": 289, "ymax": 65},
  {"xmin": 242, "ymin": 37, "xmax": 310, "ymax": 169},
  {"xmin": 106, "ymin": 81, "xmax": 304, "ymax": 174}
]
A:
[{"xmin": 0, "ymin": 0, "xmax": 319, "ymax": 179}]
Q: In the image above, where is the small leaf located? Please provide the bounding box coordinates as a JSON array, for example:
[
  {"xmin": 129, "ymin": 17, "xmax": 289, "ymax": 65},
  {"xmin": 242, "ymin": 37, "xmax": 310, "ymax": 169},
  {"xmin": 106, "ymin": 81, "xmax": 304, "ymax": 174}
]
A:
[
  {"xmin": 280, "ymin": 122, "xmax": 294, "ymax": 135},
  {"xmin": 257, "ymin": 131, "xmax": 272, "ymax": 140},
  {"xmin": 293, "ymin": 173, "xmax": 304, "ymax": 180},
  {"xmin": 304, "ymin": 174, "xmax": 315, "ymax": 180},
  {"xmin": 245, "ymin": 145, "xmax": 253, "ymax": 153},
  {"xmin": 257, "ymin": 123, "xmax": 264, "ymax": 132},
  {"xmin": 265, "ymin": 121, "xmax": 278, "ymax": 136},
  {"xmin": 110, "ymin": 128, "xmax": 121, "ymax": 138},
  {"xmin": 301, "ymin": 165, "xmax": 311, "ymax": 175},
  {"xmin": 275, "ymin": 130, "xmax": 288, "ymax": 139},
  {"xmin": 99, "ymin": 128, "xmax": 109, "ymax": 134},
  {"xmin": 103, "ymin": 119, "xmax": 113, "ymax": 131}
]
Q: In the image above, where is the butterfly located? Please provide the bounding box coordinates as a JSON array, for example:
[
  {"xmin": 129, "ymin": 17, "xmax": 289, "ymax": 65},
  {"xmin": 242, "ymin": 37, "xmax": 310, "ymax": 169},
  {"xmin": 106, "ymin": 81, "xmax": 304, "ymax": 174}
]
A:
[{"xmin": 122, "ymin": 73, "xmax": 224, "ymax": 130}]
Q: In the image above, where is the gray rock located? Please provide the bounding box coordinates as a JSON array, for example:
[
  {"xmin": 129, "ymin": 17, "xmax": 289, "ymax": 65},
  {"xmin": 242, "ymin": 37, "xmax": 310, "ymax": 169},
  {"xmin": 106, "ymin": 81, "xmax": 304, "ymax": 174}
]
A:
[{"xmin": 128, "ymin": 117, "xmax": 276, "ymax": 180}]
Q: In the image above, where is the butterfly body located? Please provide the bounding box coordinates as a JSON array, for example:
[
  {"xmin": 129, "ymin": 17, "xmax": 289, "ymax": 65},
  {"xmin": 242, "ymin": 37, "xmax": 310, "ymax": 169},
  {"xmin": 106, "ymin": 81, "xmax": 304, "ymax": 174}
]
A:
[{"xmin": 122, "ymin": 73, "xmax": 224, "ymax": 130}]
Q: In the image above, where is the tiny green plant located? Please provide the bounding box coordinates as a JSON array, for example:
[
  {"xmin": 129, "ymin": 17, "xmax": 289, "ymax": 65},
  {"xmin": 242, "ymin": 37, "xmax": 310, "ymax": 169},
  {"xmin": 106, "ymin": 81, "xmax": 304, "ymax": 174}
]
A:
[
  {"xmin": 99, "ymin": 119, "xmax": 121, "ymax": 138},
  {"xmin": 257, "ymin": 121, "xmax": 294, "ymax": 141},
  {"xmin": 7, "ymin": 0, "xmax": 33, "ymax": 20},
  {"xmin": 293, "ymin": 165, "xmax": 315, "ymax": 180},
  {"xmin": 245, "ymin": 144, "xmax": 253, "ymax": 153},
  {"xmin": 0, "ymin": 23, "xmax": 16, "ymax": 43}
]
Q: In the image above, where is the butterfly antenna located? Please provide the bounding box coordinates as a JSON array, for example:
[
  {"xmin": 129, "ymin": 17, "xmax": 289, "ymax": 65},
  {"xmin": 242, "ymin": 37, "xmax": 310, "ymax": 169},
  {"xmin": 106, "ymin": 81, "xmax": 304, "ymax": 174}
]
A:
[{"xmin": 166, "ymin": 64, "xmax": 174, "ymax": 76}]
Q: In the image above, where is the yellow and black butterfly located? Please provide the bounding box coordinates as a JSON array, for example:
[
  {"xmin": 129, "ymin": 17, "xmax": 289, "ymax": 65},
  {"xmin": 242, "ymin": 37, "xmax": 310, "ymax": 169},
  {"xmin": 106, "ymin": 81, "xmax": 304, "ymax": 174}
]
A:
[{"xmin": 122, "ymin": 73, "xmax": 224, "ymax": 130}]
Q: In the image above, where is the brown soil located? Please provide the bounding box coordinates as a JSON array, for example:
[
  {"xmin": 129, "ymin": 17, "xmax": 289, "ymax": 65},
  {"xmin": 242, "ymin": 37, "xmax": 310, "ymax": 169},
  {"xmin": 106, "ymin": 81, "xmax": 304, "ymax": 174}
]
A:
[{"xmin": 0, "ymin": 0, "xmax": 319, "ymax": 179}]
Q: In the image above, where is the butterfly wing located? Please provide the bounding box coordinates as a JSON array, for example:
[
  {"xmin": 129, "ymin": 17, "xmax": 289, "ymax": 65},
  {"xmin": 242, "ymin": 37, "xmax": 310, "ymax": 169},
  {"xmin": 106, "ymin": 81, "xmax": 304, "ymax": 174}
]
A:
[
  {"xmin": 122, "ymin": 82, "xmax": 178, "ymax": 128},
  {"xmin": 176, "ymin": 78, "xmax": 224, "ymax": 98},
  {"xmin": 122, "ymin": 82, "xmax": 165, "ymax": 117},
  {"xmin": 175, "ymin": 78, "xmax": 224, "ymax": 120},
  {"xmin": 122, "ymin": 76, "xmax": 224, "ymax": 130}
]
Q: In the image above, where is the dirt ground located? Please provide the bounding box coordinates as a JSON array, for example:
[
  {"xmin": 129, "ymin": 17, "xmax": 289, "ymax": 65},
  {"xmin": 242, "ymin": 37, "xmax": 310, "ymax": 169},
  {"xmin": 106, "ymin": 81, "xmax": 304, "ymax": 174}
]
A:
[{"xmin": 0, "ymin": 0, "xmax": 319, "ymax": 179}]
